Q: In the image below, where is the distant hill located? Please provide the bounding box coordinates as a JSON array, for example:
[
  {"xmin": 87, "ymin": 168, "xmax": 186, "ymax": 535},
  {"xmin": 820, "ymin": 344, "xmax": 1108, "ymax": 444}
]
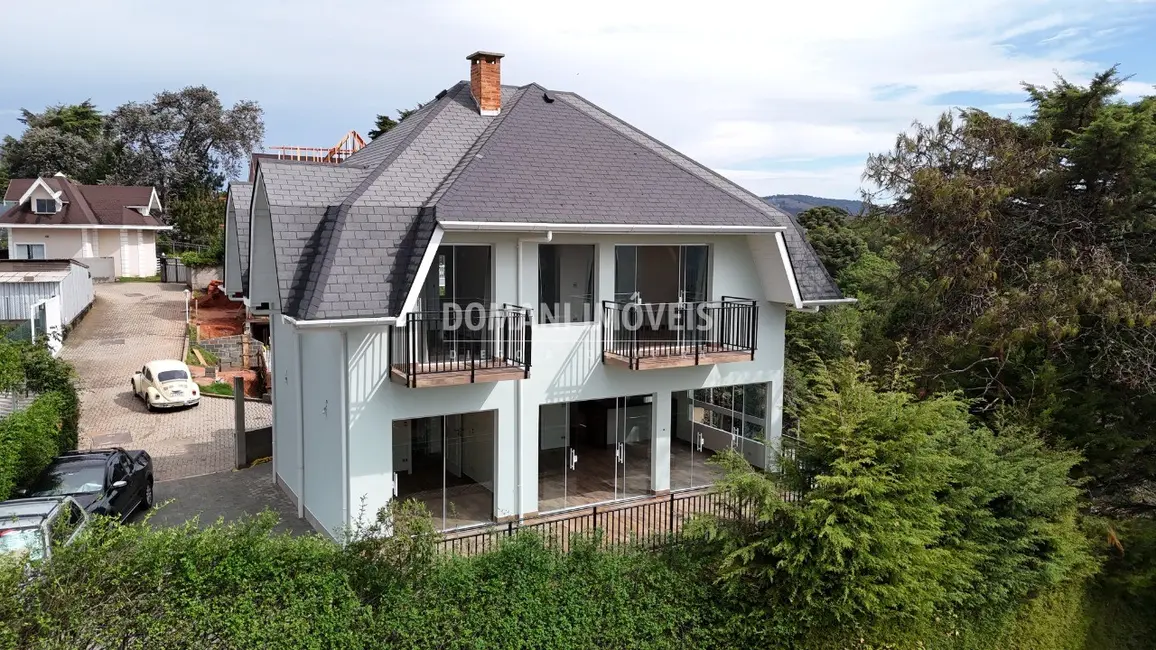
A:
[{"xmin": 764, "ymin": 194, "xmax": 866, "ymax": 216}]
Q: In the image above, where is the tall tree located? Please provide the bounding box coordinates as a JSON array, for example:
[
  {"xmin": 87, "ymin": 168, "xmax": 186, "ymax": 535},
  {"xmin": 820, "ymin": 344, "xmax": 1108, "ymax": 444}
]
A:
[
  {"xmin": 367, "ymin": 104, "xmax": 423, "ymax": 139},
  {"xmin": 0, "ymin": 101, "xmax": 109, "ymax": 183},
  {"xmin": 105, "ymin": 86, "xmax": 264, "ymax": 203},
  {"xmin": 863, "ymin": 69, "xmax": 1156, "ymax": 510}
]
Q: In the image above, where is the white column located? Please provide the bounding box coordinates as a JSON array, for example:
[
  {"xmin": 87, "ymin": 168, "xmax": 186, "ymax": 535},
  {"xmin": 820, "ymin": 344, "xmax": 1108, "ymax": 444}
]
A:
[
  {"xmin": 137, "ymin": 230, "xmax": 147, "ymax": 276},
  {"xmin": 91, "ymin": 229, "xmax": 100, "ymax": 257},
  {"xmin": 651, "ymin": 390, "xmax": 672, "ymax": 494},
  {"xmin": 492, "ymin": 401, "xmax": 520, "ymax": 521},
  {"xmin": 518, "ymin": 401, "xmax": 540, "ymax": 516},
  {"xmin": 767, "ymin": 377, "xmax": 784, "ymax": 471},
  {"xmin": 119, "ymin": 230, "xmax": 130, "ymax": 276}
]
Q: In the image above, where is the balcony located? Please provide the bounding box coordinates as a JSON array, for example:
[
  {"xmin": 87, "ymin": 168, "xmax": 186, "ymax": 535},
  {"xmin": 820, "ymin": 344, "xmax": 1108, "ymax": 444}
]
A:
[
  {"xmin": 601, "ymin": 297, "xmax": 758, "ymax": 370},
  {"xmin": 389, "ymin": 305, "xmax": 533, "ymax": 388}
]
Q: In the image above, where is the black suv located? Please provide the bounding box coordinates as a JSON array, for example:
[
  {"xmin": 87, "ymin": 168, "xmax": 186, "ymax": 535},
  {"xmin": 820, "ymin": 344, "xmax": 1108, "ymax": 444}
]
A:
[{"xmin": 20, "ymin": 449, "xmax": 154, "ymax": 521}]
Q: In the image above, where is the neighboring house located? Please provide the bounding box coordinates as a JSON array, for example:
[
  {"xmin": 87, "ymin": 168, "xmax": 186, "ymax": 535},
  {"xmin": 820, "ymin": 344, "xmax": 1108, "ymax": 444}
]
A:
[
  {"xmin": 222, "ymin": 182, "xmax": 252, "ymax": 300},
  {"xmin": 227, "ymin": 51, "xmax": 851, "ymax": 540},
  {"xmin": 0, "ymin": 174, "xmax": 172, "ymax": 278}
]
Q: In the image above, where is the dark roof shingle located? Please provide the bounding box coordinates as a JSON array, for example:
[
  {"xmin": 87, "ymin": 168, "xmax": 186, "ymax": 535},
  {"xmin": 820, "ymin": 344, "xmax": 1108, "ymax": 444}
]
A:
[
  {"xmin": 257, "ymin": 80, "xmax": 842, "ymax": 318},
  {"xmin": 0, "ymin": 177, "xmax": 164, "ymax": 227}
]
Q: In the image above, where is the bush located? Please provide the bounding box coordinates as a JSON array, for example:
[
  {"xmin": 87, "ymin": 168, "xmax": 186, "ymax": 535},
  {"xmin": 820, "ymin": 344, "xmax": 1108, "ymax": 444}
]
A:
[
  {"xmin": 687, "ymin": 359, "xmax": 1093, "ymax": 648},
  {"xmin": 0, "ymin": 513, "xmax": 373, "ymax": 649},
  {"xmin": 0, "ymin": 392, "xmax": 71, "ymax": 498},
  {"xmin": 178, "ymin": 250, "xmax": 218, "ymax": 269},
  {"xmin": 0, "ymin": 339, "xmax": 79, "ymax": 497}
]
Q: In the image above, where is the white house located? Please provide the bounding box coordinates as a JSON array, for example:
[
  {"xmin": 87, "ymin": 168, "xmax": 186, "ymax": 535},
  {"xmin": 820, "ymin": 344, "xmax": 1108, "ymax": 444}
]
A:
[
  {"xmin": 228, "ymin": 51, "xmax": 850, "ymax": 539},
  {"xmin": 1, "ymin": 174, "xmax": 171, "ymax": 278}
]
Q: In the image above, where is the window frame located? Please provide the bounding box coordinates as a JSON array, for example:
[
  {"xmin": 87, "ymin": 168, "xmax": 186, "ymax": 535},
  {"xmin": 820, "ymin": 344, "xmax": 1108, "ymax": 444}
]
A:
[
  {"xmin": 15, "ymin": 243, "xmax": 46, "ymax": 260},
  {"xmin": 33, "ymin": 198, "xmax": 56, "ymax": 214},
  {"xmin": 537, "ymin": 243, "xmax": 597, "ymax": 324},
  {"xmin": 691, "ymin": 383, "xmax": 768, "ymax": 441}
]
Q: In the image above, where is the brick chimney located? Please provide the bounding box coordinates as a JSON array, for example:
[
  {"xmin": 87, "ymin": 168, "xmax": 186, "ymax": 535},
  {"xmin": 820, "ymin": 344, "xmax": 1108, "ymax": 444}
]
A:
[{"xmin": 467, "ymin": 51, "xmax": 504, "ymax": 116}]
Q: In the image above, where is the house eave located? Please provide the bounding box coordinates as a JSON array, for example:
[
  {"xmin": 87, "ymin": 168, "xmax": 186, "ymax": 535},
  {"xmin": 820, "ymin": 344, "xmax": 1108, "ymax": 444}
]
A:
[{"xmin": 437, "ymin": 221, "xmax": 786, "ymax": 235}]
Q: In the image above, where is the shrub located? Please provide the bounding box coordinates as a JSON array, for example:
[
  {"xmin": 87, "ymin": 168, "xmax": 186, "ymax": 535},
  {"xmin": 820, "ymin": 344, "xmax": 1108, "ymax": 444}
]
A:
[
  {"xmin": 688, "ymin": 359, "xmax": 1092, "ymax": 648},
  {"xmin": 0, "ymin": 392, "xmax": 70, "ymax": 498},
  {"xmin": 0, "ymin": 513, "xmax": 373, "ymax": 649}
]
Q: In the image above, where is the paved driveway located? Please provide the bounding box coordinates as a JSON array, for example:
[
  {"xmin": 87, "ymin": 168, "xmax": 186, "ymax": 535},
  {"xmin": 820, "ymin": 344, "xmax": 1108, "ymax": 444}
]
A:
[
  {"xmin": 62, "ymin": 282, "xmax": 272, "ymax": 481},
  {"xmin": 138, "ymin": 464, "xmax": 314, "ymax": 536}
]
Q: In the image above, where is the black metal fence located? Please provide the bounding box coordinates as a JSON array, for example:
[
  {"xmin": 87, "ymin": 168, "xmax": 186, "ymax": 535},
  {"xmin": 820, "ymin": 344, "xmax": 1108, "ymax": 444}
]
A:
[
  {"xmin": 389, "ymin": 305, "xmax": 533, "ymax": 386},
  {"xmin": 601, "ymin": 298, "xmax": 758, "ymax": 368},
  {"xmin": 158, "ymin": 256, "xmax": 188, "ymax": 284},
  {"xmin": 437, "ymin": 490, "xmax": 757, "ymax": 556}
]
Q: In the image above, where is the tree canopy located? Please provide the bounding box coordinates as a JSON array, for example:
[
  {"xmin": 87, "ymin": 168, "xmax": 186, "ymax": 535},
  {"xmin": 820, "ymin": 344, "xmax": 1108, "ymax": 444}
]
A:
[
  {"xmin": 367, "ymin": 104, "xmax": 422, "ymax": 139},
  {"xmin": 0, "ymin": 88, "xmax": 263, "ymax": 248}
]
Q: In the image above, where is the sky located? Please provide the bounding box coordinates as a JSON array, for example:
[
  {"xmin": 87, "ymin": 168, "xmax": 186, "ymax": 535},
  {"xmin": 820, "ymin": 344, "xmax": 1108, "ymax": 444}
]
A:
[{"xmin": 0, "ymin": 0, "xmax": 1154, "ymax": 200}]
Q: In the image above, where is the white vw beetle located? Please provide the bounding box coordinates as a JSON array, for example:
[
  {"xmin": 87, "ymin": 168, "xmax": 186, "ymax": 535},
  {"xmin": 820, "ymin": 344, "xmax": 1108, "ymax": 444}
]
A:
[{"xmin": 131, "ymin": 360, "xmax": 200, "ymax": 411}]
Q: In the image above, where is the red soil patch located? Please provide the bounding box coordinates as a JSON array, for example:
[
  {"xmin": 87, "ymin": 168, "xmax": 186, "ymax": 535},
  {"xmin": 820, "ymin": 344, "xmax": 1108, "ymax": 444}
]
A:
[
  {"xmin": 192, "ymin": 280, "xmax": 246, "ymax": 338},
  {"xmin": 195, "ymin": 369, "xmax": 264, "ymax": 398}
]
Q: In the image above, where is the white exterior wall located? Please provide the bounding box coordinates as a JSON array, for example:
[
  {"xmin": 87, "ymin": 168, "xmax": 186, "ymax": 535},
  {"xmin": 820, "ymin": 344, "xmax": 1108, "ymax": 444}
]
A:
[
  {"xmin": 0, "ymin": 263, "xmax": 92, "ymax": 327},
  {"xmin": 340, "ymin": 232, "xmax": 786, "ymax": 530},
  {"xmin": 98, "ymin": 231, "xmax": 123, "ymax": 275},
  {"xmin": 300, "ymin": 329, "xmax": 346, "ymax": 539},
  {"xmin": 271, "ymin": 315, "xmax": 302, "ymax": 502},
  {"xmin": 9, "ymin": 228, "xmax": 84, "ymax": 260},
  {"xmin": 137, "ymin": 230, "xmax": 158, "ymax": 277},
  {"xmin": 58, "ymin": 262, "xmax": 94, "ymax": 326},
  {"xmin": 246, "ymin": 177, "xmax": 278, "ymax": 314},
  {"xmin": 223, "ymin": 203, "xmax": 243, "ymax": 297}
]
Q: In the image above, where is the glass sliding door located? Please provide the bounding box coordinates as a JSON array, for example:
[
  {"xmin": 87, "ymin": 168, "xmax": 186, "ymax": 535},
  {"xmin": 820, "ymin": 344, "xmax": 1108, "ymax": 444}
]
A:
[
  {"xmin": 609, "ymin": 395, "xmax": 652, "ymax": 499},
  {"xmin": 538, "ymin": 403, "xmax": 575, "ymax": 512},
  {"xmin": 392, "ymin": 412, "xmax": 496, "ymax": 531}
]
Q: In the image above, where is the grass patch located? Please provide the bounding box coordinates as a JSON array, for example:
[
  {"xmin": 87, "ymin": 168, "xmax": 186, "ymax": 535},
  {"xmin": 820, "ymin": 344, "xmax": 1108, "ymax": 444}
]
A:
[
  {"xmin": 115, "ymin": 275, "xmax": 161, "ymax": 283},
  {"xmin": 199, "ymin": 380, "xmax": 234, "ymax": 397},
  {"xmin": 185, "ymin": 346, "xmax": 219, "ymax": 367}
]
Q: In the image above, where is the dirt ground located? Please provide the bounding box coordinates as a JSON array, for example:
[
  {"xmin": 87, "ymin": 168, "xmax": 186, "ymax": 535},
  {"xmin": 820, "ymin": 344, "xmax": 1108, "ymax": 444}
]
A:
[
  {"xmin": 194, "ymin": 369, "xmax": 264, "ymax": 398},
  {"xmin": 192, "ymin": 286, "xmax": 245, "ymax": 338}
]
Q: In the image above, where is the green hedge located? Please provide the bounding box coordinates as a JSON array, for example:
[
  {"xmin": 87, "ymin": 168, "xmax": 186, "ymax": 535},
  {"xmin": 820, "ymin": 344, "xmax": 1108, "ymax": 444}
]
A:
[
  {"xmin": 0, "ymin": 392, "xmax": 71, "ymax": 498},
  {"xmin": 0, "ymin": 340, "xmax": 79, "ymax": 499}
]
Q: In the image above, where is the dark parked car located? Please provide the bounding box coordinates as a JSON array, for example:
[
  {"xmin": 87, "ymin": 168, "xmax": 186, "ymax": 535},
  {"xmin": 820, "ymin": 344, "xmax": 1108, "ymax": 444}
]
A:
[{"xmin": 20, "ymin": 449, "xmax": 154, "ymax": 521}]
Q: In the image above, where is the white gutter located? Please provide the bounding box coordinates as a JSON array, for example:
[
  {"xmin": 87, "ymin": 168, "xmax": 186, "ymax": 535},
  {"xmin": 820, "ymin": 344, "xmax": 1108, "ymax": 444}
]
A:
[
  {"xmin": 4, "ymin": 224, "xmax": 173, "ymax": 230},
  {"xmin": 439, "ymin": 221, "xmax": 785, "ymax": 235},
  {"xmin": 516, "ymin": 230, "xmax": 552, "ymax": 523},
  {"xmin": 282, "ymin": 314, "xmax": 397, "ymax": 329},
  {"xmin": 800, "ymin": 298, "xmax": 858, "ymax": 306}
]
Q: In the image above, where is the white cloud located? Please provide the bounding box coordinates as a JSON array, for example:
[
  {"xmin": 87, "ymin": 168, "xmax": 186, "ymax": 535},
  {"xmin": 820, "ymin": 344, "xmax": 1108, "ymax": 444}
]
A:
[{"xmin": 0, "ymin": 0, "xmax": 1152, "ymax": 198}]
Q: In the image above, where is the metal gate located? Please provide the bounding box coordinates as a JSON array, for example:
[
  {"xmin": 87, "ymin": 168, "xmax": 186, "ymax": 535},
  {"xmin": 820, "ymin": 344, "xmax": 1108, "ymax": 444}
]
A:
[{"xmin": 158, "ymin": 257, "xmax": 189, "ymax": 284}]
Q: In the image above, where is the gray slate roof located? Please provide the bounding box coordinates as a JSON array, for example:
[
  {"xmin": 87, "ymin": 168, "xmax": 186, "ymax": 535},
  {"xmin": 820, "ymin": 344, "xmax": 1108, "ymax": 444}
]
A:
[
  {"xmin": 257, "ymin": 81, "xmax": 841, "ymax": 319},
  {"xmin": 227, "ymin": 182, "xmax": 254, "ymax": 291}
]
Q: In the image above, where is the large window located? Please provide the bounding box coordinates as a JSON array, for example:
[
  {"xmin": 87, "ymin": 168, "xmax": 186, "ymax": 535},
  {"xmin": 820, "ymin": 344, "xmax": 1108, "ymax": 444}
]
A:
[
  {"xmin": 33, "ymin": 198, "xmax": 56, "ymax": 214},
  {"xmin": 15, "ymin": 243, "xmax": 46, "ymax": 260},
  {"xmin": 538, "ymin": 244, "xmax": 595, "ymax": 323},
  {"xmin": 692, "ymin": 383, "xmax": 767, "ymax": 441}
]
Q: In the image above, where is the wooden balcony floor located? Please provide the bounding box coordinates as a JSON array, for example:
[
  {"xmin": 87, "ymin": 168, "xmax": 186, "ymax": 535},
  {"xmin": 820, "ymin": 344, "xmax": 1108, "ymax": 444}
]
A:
[
  {"xmin": 390, "ymin": 362, "xmax": 527, "ymax": 388},
  {"xmin": 604, "ymin": 343, "xmax": 754, "ymax": 370}
]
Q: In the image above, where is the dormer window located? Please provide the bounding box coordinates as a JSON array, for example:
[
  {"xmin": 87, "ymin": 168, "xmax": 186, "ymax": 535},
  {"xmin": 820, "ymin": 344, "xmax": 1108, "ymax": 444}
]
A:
[{"xmin": 33, "ymin": 198, "xmax": 57, "ymax": 214}]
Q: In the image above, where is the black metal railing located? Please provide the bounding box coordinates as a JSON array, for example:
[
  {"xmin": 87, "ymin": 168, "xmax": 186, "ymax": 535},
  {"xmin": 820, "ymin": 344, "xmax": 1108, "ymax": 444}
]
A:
[
  {"xmin": 600, "ymin": 297, "xmax": 758, "ymax": 368},
  {"xmin": 437, "ymin": 490, "xmax": 756, "ymax": 556},
  {"xmin": 389, "ymin": 305, "xmax": 532, "ymax": 387}
]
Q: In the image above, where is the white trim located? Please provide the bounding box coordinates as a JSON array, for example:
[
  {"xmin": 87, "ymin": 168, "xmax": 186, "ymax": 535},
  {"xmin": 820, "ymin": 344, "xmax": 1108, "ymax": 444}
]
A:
[
  {"xmin": 17, "ymin": 178, "xmax": 61, "ymax": 207},
  {"xmin": 800, "ymin": 298, "xmax": 858, "ymax": 307},
  {"xmin": 119, "ymin": 230, "xmax": 129, "ymax": 276},
  {"xmin": 2, "ymin": 224, "xmax": 171, "ymax": 230},
  {"xmin": 773, "ymin": 232, "xmax": 803, "ymax": 309},
  {"xmin": 282, "ymin": 314, "xmax": 397, "ymax": 329},
  {"xmin": 396, "ymin": 225, "xmax": 445, "ymax": 320},
  {"xmin": 437, "ymin": 221, "xmax": 785, "ymax": 235}
]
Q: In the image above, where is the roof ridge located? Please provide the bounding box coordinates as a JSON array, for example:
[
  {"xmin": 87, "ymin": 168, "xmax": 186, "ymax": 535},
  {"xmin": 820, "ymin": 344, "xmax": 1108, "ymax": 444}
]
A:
[
  {"xmin": 296, "ymin": 83, "xmax": 468, "ymax": 319},
  {"xmin": 63, "ymin": 178, "xmax": 99, "ymax": 225},
  {"xmin": 424, "ymin": 84, "xmax": 535, "ymax": 208}
]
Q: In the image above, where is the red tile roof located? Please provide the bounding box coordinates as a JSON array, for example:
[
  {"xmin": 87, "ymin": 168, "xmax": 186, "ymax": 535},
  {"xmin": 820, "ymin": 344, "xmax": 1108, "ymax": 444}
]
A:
[{"xmin": 0, "ymin": 177, "xmax": 165, "ymax": 227}]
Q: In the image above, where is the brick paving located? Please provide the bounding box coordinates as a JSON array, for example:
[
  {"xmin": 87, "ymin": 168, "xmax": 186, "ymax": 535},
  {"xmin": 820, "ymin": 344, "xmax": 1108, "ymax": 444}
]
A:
[
  {"xmin": 61, "ymin": 282, "xmax": 272, "ymax": 481},
  {"xmin": 136, "ymin": 463, "xmax": 313, "ymax": 536}
]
